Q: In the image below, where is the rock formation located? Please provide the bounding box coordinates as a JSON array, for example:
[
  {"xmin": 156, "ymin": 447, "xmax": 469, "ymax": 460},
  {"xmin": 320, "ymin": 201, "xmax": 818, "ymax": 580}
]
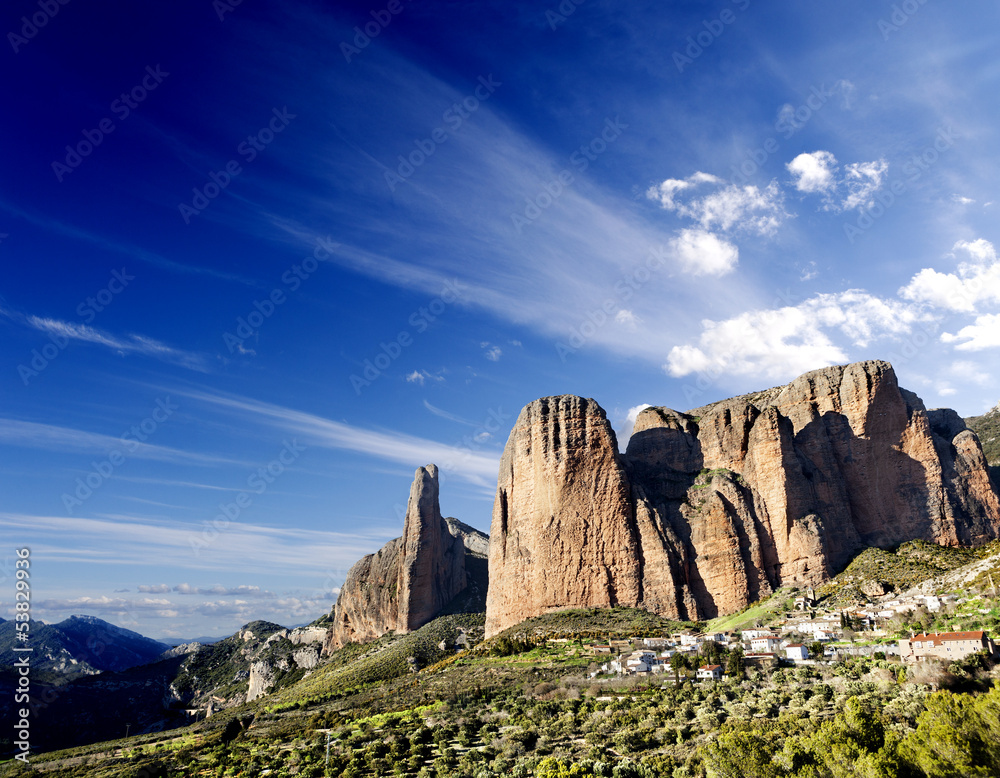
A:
[
  {"xmin": 485, "ymin": 360, "xmax": 1000, "ymax": 636},
  {"xmin": 324, "ymin": 465, "xmax": 489, "ymax": 652},
  {"xmin": 967, "ymin": 401, "xmax": 1000, "ymax": 491}
]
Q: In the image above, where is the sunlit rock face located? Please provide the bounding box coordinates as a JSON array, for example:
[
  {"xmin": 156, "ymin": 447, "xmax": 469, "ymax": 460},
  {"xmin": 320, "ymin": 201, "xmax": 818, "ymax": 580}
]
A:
[
  {"xmin": 485, "ymin": 361, "xmax": 1000, "ymax": 636},
  {"xmin": 323, "ymin": 465, "xmax": 487, "ymax": 652}
]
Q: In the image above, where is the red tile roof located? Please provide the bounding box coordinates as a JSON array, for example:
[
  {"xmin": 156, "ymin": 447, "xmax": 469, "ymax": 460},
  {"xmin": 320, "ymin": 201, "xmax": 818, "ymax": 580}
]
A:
[{"xmin": 909, "ymin": 631, "xmax": 987, "ymax": 646}]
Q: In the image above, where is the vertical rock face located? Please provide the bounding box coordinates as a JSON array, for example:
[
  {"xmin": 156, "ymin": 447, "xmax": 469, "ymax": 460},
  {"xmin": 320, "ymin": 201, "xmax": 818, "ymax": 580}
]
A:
[
  {"xmin": 485, "ymin": 397, "xmax": 643, "ymax": 637},
  {"xmin": 324, "ymin": 465, "xmax": 488, "ymax": 653},
  {"xmin": 397, "ymin": 465, "xmax": 467, "ymax": 631},
  {"xmin": 484, "ymin": 361, "xmax": 1000, "ymax": 636}
]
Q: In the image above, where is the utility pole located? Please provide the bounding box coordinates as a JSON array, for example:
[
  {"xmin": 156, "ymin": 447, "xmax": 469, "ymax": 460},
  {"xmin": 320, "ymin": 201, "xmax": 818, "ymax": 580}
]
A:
[
  {"xmin": 326, "ymin": 730, "xmax": 331, "ymax": 769},
  {"xmin": 125, "ymin": 723, "xmax": 131, "ymax": 738}
]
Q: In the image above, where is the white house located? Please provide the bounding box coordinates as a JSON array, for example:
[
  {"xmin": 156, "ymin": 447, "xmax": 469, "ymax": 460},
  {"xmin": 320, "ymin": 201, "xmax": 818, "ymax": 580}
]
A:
[
  {"xmin": 741, "ymin": 629, "xmax": 772, "ymax": 641},
  {"xmin": 750, "ymin": 635, "xmax": 782, "ymax": 653},
  {"xmin": 643, "ymin": 638, "xmax": 671, "ymax": 648},
  {"xmin": 697, "ymin": 664, "xmax": 723, "ymax": 681},
  {"xmin": 785, "ymin": 644, "xmax": 809, "ymax": 661},
  {"xmin": 680, "ymin": 634, "xmax": 700, "ymax": 647}
]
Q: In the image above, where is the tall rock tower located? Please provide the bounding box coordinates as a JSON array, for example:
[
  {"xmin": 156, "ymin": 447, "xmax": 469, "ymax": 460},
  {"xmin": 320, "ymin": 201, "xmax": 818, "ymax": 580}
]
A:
[{"xmin": 323, "ymin": 465, "xmax": 488, "ymax": 652}]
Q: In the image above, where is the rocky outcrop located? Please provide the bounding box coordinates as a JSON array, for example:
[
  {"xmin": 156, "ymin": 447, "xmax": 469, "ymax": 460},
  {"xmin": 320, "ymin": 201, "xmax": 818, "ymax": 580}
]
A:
[
  {"xmin": 246, "ymin": 661, "xmax": 275, "ymax": 702},
  {"xmin": 967, "ymin": 401, "xmax": 1000, "ymax": 492},
  {"xmin": 485, "ymin": 397, "xmax": 643, "ymax": 637},
  {"xmin": 485, "ymin": 361, "xmax": 1000, "ymax": 636},
  {"xmin": 324, "ymin": 465, "xmax": 489, "ymax": 653}
]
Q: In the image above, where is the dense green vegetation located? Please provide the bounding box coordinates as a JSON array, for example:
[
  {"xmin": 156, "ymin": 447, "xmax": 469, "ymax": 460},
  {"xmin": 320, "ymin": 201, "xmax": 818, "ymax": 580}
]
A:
[
  {"xmin": 11, "ymin": 547, "xmax": 1000, "ymax": 776},
  {"xmin": 14, "ymin": 597, "xmax": 999, "ymax": 778},
  {"xmin": 20, "ymin": 642, "xmax": 998, "ymax": 777}
]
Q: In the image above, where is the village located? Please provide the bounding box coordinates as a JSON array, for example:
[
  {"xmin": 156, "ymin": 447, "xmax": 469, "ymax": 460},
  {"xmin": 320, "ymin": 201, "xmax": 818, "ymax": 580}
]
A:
[{"xmin": 587, "ymin": 586, "xmax": 1000, "ymax": 681}]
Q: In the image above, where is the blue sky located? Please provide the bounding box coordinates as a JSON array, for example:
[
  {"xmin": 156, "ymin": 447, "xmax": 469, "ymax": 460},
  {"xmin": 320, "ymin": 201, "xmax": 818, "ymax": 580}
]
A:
[{"xmin": 2, "ymin": 0, "xmax": 999, "ymax": 639}]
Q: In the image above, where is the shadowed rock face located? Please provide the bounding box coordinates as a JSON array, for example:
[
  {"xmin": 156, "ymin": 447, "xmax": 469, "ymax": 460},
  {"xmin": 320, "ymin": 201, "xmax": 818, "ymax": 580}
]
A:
[
  {"xmin": 485, "ymin": 361, "xmax": 1000, "ymax": 636},
  {"xmin": 323, "ymin": 465, "xmax": 488, "ymax": 652}
]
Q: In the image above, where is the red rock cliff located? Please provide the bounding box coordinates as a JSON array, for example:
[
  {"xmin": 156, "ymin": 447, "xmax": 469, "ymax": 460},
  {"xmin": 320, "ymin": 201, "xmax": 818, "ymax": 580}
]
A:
[{"xmin": 484, "ymin": 361, "xmax": 1000, "ymax": 636}]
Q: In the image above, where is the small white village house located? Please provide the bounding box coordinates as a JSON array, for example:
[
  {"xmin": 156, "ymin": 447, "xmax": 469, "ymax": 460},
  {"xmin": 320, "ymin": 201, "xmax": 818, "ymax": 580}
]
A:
[
  {"xmin": 750, "ymin": 634, "xmax": 781, "ymax": 653},
  {"xmin": 697, "ymin": 664, "xmax": 723, "ymax": 681},
  {"xmin": 785, "ymin": 643, "xmax": 809, "ymax": 661}
]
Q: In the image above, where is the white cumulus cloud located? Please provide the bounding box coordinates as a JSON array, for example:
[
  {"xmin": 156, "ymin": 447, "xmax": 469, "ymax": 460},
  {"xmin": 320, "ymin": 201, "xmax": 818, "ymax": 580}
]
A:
[
  {"xmin": 787, "ymin": 151, "xmax": 838, "ymax": 194},
  {"xmin": 666, "ymin": 291, "xmax": 928, "ymax": 382},
  {"xmin": 648, "ymin": 173, "xmax": 786, "ymax": 236},
  {"xmin": 670, "ymin": 229, "xmax": 739, "ymax": 277},
  {"xmin": 786, "ymin": 151, "xmax": 888, "ymax": 212},
  {"xmin": 899, "ymin": 239, "xmax": 1000, "ymax": 313},
  {"xmin": 941, "ymin": 314, "xmax": 1000, "ymax": 351}
]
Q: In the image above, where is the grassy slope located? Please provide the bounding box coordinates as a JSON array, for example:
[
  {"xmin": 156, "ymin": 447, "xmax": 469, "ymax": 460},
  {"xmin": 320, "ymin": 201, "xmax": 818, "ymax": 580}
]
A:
[
  {"xmin": 707, "ymin": 540, "xmax": 1000, "ymax": 630},
  {"xmin": 265, "ymin": 613, "xmax": 486, "ymax": 710},
  {"xmin": 706, "ymin": 589, "xmax": 799, "ymax": 633},
  {"xmin": 817, "ymin": 540, "xmax": 997, "ymax": 604}
]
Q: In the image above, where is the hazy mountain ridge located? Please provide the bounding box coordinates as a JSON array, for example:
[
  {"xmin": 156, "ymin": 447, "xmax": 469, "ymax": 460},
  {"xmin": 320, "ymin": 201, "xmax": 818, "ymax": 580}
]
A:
[{"xmin": 0, "ymin": 615, "xmax": 168, "ymax": 678}]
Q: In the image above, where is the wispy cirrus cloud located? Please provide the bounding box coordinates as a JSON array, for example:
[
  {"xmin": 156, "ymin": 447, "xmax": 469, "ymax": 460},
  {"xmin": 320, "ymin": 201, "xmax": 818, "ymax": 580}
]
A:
[
  {"xmin": 0, "ymin": 512, "xmax": 395, "ymax": 576},
  {"xmin": 0, "ymin": 200, "xmax": 259, "ymax": 286},
  {"xmin": 139, "ymin": 583, "xmax": 276, "ymax": 597},
  {"xmin": 0, "ymin": 418, "xmax": 243, "ymax": 466},
  {"xmin": 31, "ymin": 591, "xmax": 337, "ymax": 632},
  {"xmin": 0, "ymin": 305, "xmax": 209, "ymax": 372},
  {"xmin": 170, "ymin": 387, "xmax": 502, "ymax": 487}
]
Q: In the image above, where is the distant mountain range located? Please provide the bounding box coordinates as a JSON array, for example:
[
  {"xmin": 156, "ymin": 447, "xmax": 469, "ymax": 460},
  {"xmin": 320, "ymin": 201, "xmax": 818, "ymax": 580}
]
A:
[{"xmin": 0, "ymin": 615, "xmax": 168, "ymax": 678}]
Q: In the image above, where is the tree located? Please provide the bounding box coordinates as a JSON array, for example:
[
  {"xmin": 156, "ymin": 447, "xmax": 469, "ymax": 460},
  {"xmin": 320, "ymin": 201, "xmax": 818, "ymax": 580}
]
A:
[
  {"xmin": 726, "ymin": 645, "xmax": 744, "ymax": 678},
  {"xmin": 900, "ymin": 687, "xmax": 1000, "ymax": 777},
  {"xmin": 670, "ymin": 653, "xmax": 688, "ymax": 687},
  {"xmin": 809, "ymin": 642, "xmax": 825, "ymax": 659},
  {"xmin": 704, "ymin": 725, "xmax": 783, "ymax": 778}
]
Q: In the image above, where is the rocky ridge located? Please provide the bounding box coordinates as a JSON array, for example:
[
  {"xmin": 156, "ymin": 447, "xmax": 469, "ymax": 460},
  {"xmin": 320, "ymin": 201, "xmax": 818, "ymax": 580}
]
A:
[
  {"xmin": 485, "ymin": 360, "xmax": 1000, "ymax": 636},
  {"xmin": 967, "ymin": 401, "xmax": 1000, "ymax": 490},
  {"xmin": 323, "ymin": 465, "xmax": 489, "ymax": 653}
]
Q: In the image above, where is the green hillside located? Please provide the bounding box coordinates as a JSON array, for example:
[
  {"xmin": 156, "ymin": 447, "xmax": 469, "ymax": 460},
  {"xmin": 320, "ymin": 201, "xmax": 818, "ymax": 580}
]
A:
[
  {"xmin": 817, "ymin": 540, "xmax": 997, "ymax": 605},
  {"xmin": 20, "ymin": 601, "xmax": 1000, "ymax": 778}
]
